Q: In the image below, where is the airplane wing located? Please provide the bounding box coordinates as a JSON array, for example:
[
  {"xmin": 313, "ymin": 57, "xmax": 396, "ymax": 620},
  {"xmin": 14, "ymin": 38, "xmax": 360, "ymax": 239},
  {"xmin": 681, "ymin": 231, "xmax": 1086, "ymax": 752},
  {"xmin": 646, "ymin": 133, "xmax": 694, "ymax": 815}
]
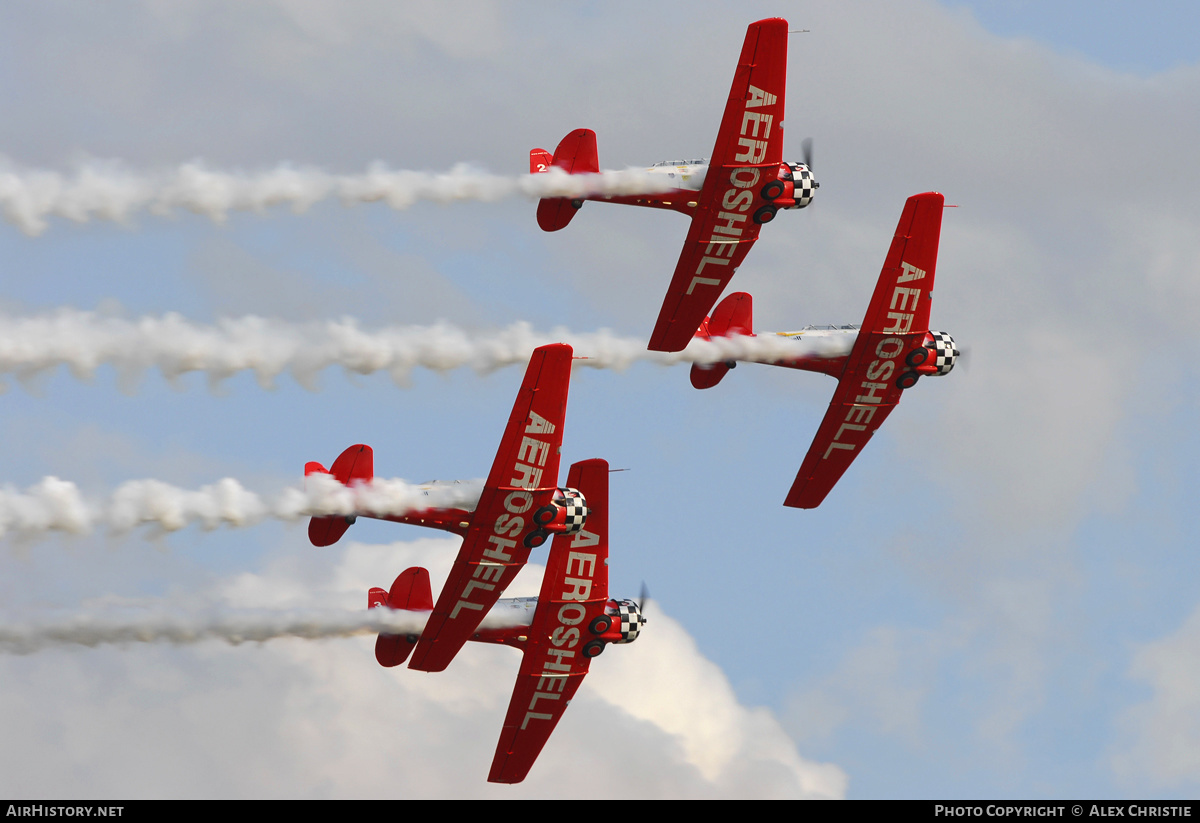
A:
[
  {"xmin": 409, "ymin": 344, "xmax": 574, "ymax": 672},
  {"xmin": 648, "ymin": 18, "xmax": 789, "ymax": 352},
  {"xmin": 785, "ymin": 192, "xmax": 945, "ymax": 508},
  {"xmin": 489, "ymin": 458, "xmax": 610, "ymax": 784}
]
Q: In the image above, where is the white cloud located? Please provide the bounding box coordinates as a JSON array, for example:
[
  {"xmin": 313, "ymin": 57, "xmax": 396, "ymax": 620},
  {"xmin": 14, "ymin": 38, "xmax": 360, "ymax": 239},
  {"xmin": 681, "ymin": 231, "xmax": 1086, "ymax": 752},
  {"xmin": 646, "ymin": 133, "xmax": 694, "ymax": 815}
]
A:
[{"xmin": 0, "ymin": 538, "xmax": 845, "ymax": 798}]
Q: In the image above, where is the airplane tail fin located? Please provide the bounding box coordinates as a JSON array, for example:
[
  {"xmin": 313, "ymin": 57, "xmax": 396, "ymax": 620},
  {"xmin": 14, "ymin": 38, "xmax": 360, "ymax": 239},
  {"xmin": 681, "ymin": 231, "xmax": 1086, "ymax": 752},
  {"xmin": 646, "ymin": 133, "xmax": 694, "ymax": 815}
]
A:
[
  {"xmin": 690, "ymin": 292, "xmax": 753, "ymax": 390},
  {"xmin": 534, "ymin": 128, "xmax": 599, "ymax": 232},
  {"xmin": 306, "ymin": 444, "xmax": 374, "ymax": 547},
  {"xmin": 370, "ymin": 567, "xmax": 434, "ymax": 668}
]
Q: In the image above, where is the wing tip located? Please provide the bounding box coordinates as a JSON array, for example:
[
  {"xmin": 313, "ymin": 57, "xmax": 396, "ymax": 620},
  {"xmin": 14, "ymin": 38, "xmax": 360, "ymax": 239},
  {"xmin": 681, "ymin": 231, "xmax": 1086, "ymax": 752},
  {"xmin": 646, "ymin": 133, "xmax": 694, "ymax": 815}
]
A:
[{"xmin": 783, "ymin": 487, "xmax": 825, "ymax": 509}]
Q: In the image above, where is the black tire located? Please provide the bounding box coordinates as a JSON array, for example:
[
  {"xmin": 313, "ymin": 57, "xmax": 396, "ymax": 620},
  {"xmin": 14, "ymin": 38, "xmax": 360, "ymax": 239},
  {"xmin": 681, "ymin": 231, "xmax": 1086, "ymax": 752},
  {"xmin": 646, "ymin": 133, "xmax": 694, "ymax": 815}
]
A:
[
  {"xmin": 589, "ymin": 615, "xmax": 612, "ymax": 635},
  {"xmin": 533, "ymin": 505, "xmax": 557, "ymax": 526},
  {"xmin": 905, "ymin": 347, "xmax": 929, "ymax": 367},
  {"xmin": 523, "ymin": 529, "xmax": 547, "ymax": 549},
  {"xmin": 753, "ymin": 205, "xmax": 777, "ymax": 224},
  {"xmin": 570, "ymin": 198, "xmax": 583, "ymax": 209},
  {"xmin": 896, "ymin": 371, "xmax": 920, "ymax": 390},
  {"xmin": 582, "ymin": 640, "xmax": 605, "ymax": 658},
  {"xmin": 761, "ymin": 180, "xmax": 785, "ymax": 201}
]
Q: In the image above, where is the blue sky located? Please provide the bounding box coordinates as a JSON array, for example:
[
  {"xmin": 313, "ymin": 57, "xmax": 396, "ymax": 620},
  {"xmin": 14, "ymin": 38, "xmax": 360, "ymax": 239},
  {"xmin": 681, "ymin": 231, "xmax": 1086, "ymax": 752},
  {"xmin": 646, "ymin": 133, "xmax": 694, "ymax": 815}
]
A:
[{"xmin": 1, "ymin": 0, "xmax": 1199, "ymax": 799}]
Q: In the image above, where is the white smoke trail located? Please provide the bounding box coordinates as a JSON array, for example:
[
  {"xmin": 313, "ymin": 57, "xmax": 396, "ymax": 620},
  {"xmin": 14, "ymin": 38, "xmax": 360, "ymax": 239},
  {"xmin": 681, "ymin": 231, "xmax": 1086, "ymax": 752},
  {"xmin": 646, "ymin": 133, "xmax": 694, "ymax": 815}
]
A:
[
  {"xmin": 0, "ymin": 310, "xmax": 854, "ymax": 390},
  {"xmin": 0, "ymin": 600, "xmax": 533, "ymax": 653},
  {"xmin": 0, "ymin": 473, "xmax": 483, "ymax": 541},
  {"xmin": 0, "ymin": 157, "xmax": 681, "ymax": 235}
]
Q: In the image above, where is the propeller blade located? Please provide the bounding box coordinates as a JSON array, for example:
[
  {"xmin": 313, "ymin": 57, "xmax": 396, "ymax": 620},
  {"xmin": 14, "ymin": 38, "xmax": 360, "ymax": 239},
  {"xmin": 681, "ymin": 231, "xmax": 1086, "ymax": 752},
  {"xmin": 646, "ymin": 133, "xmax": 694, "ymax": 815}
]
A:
[{"xmin": 801, "ymin": 137, "xmax": 814, "ymax": 170}]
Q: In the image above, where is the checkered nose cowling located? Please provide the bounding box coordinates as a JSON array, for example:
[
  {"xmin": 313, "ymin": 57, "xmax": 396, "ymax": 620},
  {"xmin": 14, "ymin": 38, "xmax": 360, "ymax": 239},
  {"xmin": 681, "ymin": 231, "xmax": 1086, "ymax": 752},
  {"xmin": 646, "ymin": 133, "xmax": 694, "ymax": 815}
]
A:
[
  {"xmin": 551, "ymin": 487, "xmax": 589, "ymax": 535},
  {"xmin": 788, "ymin": 163, "xmax": 817, "ymax": 208},
  {"xmin": 929, "ymin": 331, "xmax": 959, "ymax": 376},
  {"xmin": 612, "ymin": 600, "xmax": 646, "ymax": 644}
]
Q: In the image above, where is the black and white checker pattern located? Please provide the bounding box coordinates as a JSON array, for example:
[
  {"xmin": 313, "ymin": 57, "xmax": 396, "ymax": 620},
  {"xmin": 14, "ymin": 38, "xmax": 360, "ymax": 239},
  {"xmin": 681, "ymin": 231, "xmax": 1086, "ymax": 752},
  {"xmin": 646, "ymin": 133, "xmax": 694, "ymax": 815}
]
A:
[
  {"xmin": 929, "ymin": 331, "xmax": 959, "ymax": 375},
  {"xmin": 615, "ymin": 600, "xmax": 645, "ymax": 644},
  {"xmin": 792, "ymin": 165, "xmax": 816, "ymax": 207},
  {"xmin": 554, "ymin": 488, "xmax": 589, "ymax": 534}
]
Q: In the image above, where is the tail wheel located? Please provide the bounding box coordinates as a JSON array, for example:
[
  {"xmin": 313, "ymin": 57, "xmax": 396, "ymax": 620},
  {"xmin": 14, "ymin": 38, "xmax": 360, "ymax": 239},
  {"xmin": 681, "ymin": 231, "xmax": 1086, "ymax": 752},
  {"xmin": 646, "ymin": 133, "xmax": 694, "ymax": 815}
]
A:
[
  {"xmin": 760, "ymin": 181, "xmax": 785, "ymax": 201},
  {"xmin": 896, "ymin": 371, "xmax": 920, "ymax": 390},
  {"xmin": 589, "ymin": 615, "xmax": 612, "ymax": 635},
  {"xmin": 533, "ymin": 505, "xmax": 557, "ymax": 526},
  {"xmin": 570, "ymin": 199, "xmax": 583, "ymax": 209},
  {"xmin": 753, "ymin": 205, "xmax": 777, "ymax": 224},
  {"xmin": 523, "ymin": 529, "xmax": 548, "ymax": 549},
  {"xmin": 905, "ymin": 347, "xmax": 930, "ymax": 367},
  {"xmin": 582, "ymin": 640, "xmax": 605, "ymax": 658}
]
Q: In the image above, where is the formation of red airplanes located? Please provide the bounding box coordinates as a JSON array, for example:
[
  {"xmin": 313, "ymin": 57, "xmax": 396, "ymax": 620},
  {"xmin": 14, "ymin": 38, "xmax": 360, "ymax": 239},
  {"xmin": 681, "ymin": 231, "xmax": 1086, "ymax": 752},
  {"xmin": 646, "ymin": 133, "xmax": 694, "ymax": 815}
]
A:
[
  {"xmin": 308, "ymin": 17, "xmax": 959, "ymax": 784},
  {"xmin": 308, "ymin": 344, "xmax": 645, "ymax": 783}
]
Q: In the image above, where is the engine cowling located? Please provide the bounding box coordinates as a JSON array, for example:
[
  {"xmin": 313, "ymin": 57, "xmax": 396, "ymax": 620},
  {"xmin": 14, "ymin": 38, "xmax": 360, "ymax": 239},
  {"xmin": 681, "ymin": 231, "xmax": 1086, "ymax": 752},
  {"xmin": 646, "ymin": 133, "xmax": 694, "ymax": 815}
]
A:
[
  {"xmin": 612, "ymin": 599, "xmax": 646, "ymax": 643},
  {"xmin": 897, "ymin": 331, "xmax": 959, "ymax": 388},
  {"xmin": 524, "ymin": 487, "xmax": 589, "ymax": 548},
  {"xmin": 579, "ymin": 598, "xmax": 647, "ymax": 658},
  {"xmin": 759, "ymin": 162, "xmax": 817, "ymax": 210},
  {"xmin": 917, "ymin": 330, "xmax": 958, "ymax": 376}
]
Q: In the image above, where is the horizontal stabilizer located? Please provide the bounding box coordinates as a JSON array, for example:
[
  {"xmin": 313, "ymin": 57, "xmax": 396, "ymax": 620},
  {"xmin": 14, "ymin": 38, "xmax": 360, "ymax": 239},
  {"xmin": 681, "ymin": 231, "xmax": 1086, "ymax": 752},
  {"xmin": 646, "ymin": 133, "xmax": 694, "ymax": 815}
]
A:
[
  {"xmin": 307, "ymin": 444, "xmax": 375, "ymax": 547},
  {"xmin": 690, "ymin": 361, "xmax": 731, "ymax": 389},
  {"xmin": 372, "ymin": 567, "xmax": 433, "ymax": 668},
  {"xmin": 708, "ymin": 292, "xmax": 753, "ymax": 337},
  {"xmin": 536, "ymin": 128, "xmax": 598, "ymax": 232},
  {"xmin": 330, "ymin": 444, "xmax": 374, "ymax": 485},
  {"xmin": 689, "ymin": 292, "xmax": 753, "ymax": 389}
]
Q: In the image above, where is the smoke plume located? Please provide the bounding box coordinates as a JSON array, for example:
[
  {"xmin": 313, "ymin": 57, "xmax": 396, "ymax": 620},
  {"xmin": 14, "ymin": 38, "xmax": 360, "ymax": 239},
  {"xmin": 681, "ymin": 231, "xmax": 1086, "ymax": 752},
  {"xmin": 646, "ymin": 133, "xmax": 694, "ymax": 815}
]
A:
[
  {"xmin": 0, "ymin": 601, "xmax": 531, "ymax": 653},
  {"xmin": 0, "ymin": 158, "xmax": 681, "ymax": 235},
  {"xmin": 0, "ymin": 473, "xmax": 484, "ymax": 541},
  {"xmin": 0, "ymin": 310, "xmax": 854, "ymax": 390}
]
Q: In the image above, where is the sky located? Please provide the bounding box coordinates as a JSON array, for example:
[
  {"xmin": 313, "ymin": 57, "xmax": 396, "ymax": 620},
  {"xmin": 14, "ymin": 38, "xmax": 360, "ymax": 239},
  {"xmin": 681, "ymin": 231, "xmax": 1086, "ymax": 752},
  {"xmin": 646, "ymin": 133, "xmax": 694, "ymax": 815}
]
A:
[{"xmin": 1, "ymin": 0, "xmax": 1199, "ymax": 800}]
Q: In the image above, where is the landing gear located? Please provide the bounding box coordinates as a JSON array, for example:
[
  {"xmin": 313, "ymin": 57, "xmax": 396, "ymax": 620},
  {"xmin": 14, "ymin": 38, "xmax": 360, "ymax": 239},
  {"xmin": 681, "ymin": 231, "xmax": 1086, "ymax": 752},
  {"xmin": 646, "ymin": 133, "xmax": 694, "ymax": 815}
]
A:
[
  {"xmin": 753, "ymin": 205, "xmax": 777, "ymax": 224},
  {"xmin": 905, "ymin": 347, "xmax": 930, "ymax": 367},
  {"xmin": 760, "ymin": 181, "xmax": 785, "ymax": 201}
]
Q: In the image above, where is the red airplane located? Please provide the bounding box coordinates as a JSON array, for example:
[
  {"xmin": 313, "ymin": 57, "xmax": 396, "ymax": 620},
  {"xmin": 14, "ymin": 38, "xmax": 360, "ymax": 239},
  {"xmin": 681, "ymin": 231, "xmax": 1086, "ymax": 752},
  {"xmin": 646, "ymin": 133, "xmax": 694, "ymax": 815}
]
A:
[
  {"xmin": 530, "ymin": 17, "xmax": 816, "ymax": 353},
  {"xmin": 689, "ymin": 192, "xmax": 958, "ymax": 508},
  {"xmin": 305, "ymin": 343, "xmax": 591, "ymax": 673},
  {"xmin": 367, "ymin": 458, "xmax": 646, "ymax": 784}
]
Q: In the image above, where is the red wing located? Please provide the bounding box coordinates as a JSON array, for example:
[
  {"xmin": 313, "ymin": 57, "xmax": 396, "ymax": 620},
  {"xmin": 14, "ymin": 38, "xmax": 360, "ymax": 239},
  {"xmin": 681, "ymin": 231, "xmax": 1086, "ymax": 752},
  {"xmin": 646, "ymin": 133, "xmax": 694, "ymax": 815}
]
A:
[
  {"xmin": 488, "ymin": 459, "xmax": 610, "ymax": 784},
  {"xmin": 783, "ymin": 358, "xmax": 903, "ymax": 508},
  {"xmin": 785, "ymin": 192, "xmax": 945, "ymax": 508},
  {"xmin": 648, "ymin": 19, "xmax": 788, "ymax": 352},
  {"xmin": 708, "ymin": 19, "xmax": 788, "ymax": 173},
  {"xmin": 859, "ymin": 192, "xmax": 943, "ymax": 337},
  {"xmin": 408, "ymin": 344, "xmax": 574, "ymax": 673}
]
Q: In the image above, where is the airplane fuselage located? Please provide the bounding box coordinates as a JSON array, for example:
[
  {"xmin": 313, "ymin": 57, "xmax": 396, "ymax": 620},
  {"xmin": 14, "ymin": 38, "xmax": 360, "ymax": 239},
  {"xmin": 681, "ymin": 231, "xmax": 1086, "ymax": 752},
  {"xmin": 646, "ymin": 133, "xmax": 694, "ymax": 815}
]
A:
[
  {"xmin": 584, "ymin": 159, "xmax": 815, "ymax": 217},
  {"xmin": 468, "ymin": 596, "xmax": 644, "ymax": 653}
]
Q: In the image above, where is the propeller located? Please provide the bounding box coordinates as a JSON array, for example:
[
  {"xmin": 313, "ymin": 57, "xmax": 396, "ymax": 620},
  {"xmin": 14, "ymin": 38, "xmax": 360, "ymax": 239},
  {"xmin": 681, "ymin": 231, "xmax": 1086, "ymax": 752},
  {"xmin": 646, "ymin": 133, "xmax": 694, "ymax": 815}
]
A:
[
  {"xmin": 638, "ymin": 582, "xmax": 650, "ymax": 618},
  {"xmin": 801, "ymin": 137, "xmax": 814, "ymax": 170}
]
